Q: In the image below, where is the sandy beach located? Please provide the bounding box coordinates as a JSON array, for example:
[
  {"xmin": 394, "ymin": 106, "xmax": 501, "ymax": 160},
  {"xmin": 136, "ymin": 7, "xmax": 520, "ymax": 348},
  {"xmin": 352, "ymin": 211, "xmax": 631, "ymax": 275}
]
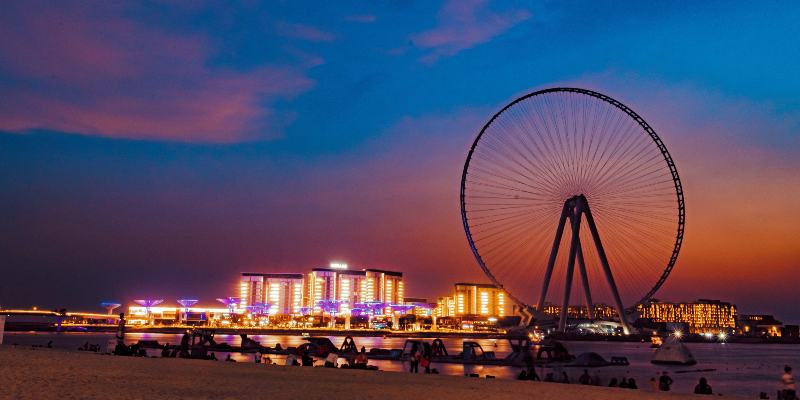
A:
[{"xmin": 0, "ymin": 345, "xmax": 708, "ymax": 400}]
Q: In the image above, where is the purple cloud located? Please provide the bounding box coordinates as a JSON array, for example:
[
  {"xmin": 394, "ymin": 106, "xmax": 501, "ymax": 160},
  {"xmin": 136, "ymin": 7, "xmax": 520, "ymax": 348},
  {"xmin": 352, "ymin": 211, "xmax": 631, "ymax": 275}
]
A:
[
  {"xmin": 411, "ymin": 0, "xmax": 532, "ymax": 65},
  {"xmin": 0, "ymin": 3, "xmax": 317, "ymax": 143}
]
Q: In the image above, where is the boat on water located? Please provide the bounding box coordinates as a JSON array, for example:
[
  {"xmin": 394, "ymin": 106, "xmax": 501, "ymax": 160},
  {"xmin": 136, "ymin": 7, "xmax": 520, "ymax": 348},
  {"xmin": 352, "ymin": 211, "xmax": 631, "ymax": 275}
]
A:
[{"xmin": 651, "ymin": 336, "xmax": 696, "ymax": 365}]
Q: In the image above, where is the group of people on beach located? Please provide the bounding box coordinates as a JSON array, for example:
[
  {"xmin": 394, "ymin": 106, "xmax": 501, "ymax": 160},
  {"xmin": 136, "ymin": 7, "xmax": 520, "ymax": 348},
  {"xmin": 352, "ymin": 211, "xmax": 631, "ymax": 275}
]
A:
[
  {"xmin": 78, "ymin": 342, "xmax": 101, "ymax": 352},
  {"xmin": 408, "ymin": 342, "xmax": 433, "ymax": 373}
]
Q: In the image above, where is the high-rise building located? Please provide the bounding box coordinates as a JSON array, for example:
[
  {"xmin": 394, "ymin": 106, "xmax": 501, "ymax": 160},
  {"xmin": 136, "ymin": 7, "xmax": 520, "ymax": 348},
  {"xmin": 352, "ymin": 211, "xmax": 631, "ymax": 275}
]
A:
[
  {"xmin": 240, "ymin": 273, "xmax": 304, "ymax": 315},
  {"xmin": 363, "ymin": 269, "xmax": 403, "ymax": 314},
  {"xmin": 306, "ymin": 267, "xmax": 403, "ymax": 315}
]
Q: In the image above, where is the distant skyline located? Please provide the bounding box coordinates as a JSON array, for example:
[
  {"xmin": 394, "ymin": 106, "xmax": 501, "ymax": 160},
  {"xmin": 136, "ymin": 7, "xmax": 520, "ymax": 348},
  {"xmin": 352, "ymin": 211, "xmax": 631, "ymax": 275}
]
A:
[{"xmin": 1, "ymin": 2, "xmax": 798, "ymax": 322}]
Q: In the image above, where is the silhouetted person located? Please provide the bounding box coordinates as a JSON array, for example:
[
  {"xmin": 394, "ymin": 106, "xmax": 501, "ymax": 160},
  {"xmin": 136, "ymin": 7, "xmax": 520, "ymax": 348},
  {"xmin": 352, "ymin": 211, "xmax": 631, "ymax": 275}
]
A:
[
  {"xmin": 517, "ymin": 370, "xmax": 528, "ymax": 380},
  {"xmin": 659, "ymin": 371, "xmax": 673, "ymax": 391},
  {"xmin": 694, "ymin": 377, "xmax": 712, "ymax": 395},
  {"xmin": 47, "ymin": 341, "xmax": 52, "ymax": 348},
  {"xmin": 627, "ymin": 378, "xmax": 638, "ymax": 389},
  {"xmin": 225, "ymin": 354, "xmax": 236, "ymax": 362},
  {"xmin": 355, "ymin": 348, "xmax": 368, "ymax": 369},
  {"xmin": 783, "ymin": 366, "xmax": 796, "ymax": 400},
  {"xmin": 114, "ymin": 313, "xmax": 127, "ymax": 355},
  {"xmin": 523, "ymin": 348, "xmax": 534, "ymax": 370},
  {"xmin": 528, "ymin": 368, "xmax": 540, "ymax": 381},
  {"xmin": 608, "ymin": 378, "xmax": 618, "ymax": 387},
  {"xmin": 409, "ymin": 343, "xmax": 420, "ymax": 373},
  {"xmin": 579, "ymin": 369, "xmax": 592, "ymax": 385},
  {"xmin": 620, "ymin": 377, "xmax": 628, "ymax": 388},
  {"xmin": 423, "ymin": 342, "xmax": 432, "ymax": 373}
]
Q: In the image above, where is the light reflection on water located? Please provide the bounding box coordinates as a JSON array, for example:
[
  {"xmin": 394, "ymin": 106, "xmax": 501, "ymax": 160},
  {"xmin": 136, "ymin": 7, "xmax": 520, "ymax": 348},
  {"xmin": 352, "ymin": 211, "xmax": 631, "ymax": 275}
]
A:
[{"xmin": 5, "ymin": 331, "xmax": 798, "ymax": 398}]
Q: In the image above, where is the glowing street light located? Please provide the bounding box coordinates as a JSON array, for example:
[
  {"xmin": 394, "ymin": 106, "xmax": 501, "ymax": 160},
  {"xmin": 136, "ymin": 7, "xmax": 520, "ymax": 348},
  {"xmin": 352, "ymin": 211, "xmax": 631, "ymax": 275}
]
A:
[
  {"xmin": 177, "ymin": 299, "xmax": 198, "ymax": 323},
  {"xmin": 216, "ymin": 297, "xmax": 241, "ymax": 313},
  {"xmin": 134, "ymin": 299, "xmax": 163, "ymax": 319},
  {"xmin": 101, "ymin": 303, "xmax": 121, "ymax": 315}
]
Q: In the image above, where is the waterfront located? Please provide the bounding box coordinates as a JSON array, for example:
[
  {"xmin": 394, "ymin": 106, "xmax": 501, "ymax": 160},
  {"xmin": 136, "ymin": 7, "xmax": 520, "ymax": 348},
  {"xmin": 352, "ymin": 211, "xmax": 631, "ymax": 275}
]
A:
[{"xmin": 5, "ymin": 332, "xmax": 797, "ymax": 398}]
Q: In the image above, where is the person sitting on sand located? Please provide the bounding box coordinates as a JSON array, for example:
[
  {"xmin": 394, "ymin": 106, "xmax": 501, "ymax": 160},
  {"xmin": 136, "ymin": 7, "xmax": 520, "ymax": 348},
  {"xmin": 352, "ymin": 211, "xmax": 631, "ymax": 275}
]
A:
[
  {"xmin": 207, "ymin": 352, "xmax": 218, "ymax": 361},
  {"xmin": 579, "ymin": 369, "xmax": 592, "ymax": 385},
  {"xmin": 627, "ymin": 378, "xmax": 638, "ymax": 389},
  {"xmin": 161, "ymin": 344, "xmax": 170, "ymax": 358},
  {"xmin": 608, "ymin": 378, "xmax": 618, "ymax": 387},
  {"xmin": 543, "ymin": 373, "xmax": 554, "ymax": 382},
  {"xmin": 561, "ymin": 371, "xmax": 570, "ymax": 384},
  {"xmin": 517, "ymin": 370, "xmax": 528, "ymax": 380},
  {"xmin": 694, "ymin": 377, "xmax": 712, "ymax": 395},
  {"xmin": 225, "ymin": 354, "xmax": 236, "ymax": 362},
  {"xmin": 47, "ymin": 341, "xmax": 52, "ymax": 348},
  {"xmin": 528, "ymin": 368, "xmax": 540, "ymax": 381},
  {"xmin": 301, "ymin": 352, "xmax": 314, "ymax": 366},
  {"xmin": 355, "ymin": 348, "xmax": 368, "ymax": 369},
  {"xmin": 620, "ymin": 378, "xmax": 628, "ymax": 388}
]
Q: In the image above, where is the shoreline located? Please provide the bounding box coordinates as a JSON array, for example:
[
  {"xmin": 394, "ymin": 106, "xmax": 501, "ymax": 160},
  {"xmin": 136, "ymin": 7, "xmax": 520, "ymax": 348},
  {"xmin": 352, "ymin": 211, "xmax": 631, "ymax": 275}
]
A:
[
  {"xmin": 6, "ymin": 325, "xmax": 800, "ymax": 344},
  {"xmin": 0, "ymin": 345, "xmax": 706, "ymax": 399}
]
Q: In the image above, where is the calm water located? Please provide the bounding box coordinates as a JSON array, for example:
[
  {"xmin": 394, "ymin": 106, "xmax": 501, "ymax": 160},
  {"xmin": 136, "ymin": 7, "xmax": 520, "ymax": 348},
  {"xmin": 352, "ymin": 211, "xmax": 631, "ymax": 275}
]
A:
[{"xmin": 4, "ymin": 331, "xmax": 798, "ymax": 398}]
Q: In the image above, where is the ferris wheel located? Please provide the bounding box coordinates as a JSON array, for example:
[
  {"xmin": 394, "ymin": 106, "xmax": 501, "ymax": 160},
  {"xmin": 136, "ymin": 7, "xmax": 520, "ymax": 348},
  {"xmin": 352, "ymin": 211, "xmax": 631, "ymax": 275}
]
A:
[{"xmin": 460, "ymin": 88, "xmax": 684, "ymax": 333}]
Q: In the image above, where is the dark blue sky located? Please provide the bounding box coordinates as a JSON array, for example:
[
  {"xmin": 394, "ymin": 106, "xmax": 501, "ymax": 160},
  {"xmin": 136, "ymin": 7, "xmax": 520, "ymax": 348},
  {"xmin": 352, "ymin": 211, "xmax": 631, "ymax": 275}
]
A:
[{"xmin": 1, "ymin": 1, "xmax": 799, "ymax": 321}]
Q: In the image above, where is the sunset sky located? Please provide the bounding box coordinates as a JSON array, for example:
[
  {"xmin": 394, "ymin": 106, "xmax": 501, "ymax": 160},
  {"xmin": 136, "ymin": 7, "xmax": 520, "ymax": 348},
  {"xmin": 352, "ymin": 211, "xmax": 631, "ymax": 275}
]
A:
[{"xmin": 1, "ymin": 1, "xmax": 798, "ymax": 322}]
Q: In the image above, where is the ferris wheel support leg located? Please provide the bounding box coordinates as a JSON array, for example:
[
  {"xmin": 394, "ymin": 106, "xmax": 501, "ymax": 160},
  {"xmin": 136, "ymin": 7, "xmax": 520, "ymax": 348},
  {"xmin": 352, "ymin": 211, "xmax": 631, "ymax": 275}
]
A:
[
  {"xmin": 537, "ymin": 202, "xmax": 571, "ymax": 312},
  {"xmin": 576, "ymin": 241, "xmax": 595, "ymax": 321},
  {"xmin": 558, "ymin": 209, "xmax": 582, "ymax": 333},
  {"xmin": 579, "ymin": 195, "xmax": 631, "ymax": 335}
]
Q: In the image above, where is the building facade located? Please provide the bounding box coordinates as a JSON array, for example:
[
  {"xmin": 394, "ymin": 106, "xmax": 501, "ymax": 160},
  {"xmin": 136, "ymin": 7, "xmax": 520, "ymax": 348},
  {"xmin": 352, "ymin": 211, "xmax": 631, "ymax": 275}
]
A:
[
  {"xmin": 737, "ymin": 314, "xmax": 783, "ymax": 336},
  {"xmin": 240, "ymin": 273, "xmax": 304, "ymax": 315},
  {"xmin": 636, "ymin": 299, "xmax": 737, "ymax": 333},
  {"xmin": 435, "ymin": 283, "xmax": 506, "ymax": 317},
  {"xmin": 306, "ymin": 267, "xmax": 403, "ymax": 315},
  {"xmin": 539, "ymin": 303, "xmax": 617, "ymax": 320}
]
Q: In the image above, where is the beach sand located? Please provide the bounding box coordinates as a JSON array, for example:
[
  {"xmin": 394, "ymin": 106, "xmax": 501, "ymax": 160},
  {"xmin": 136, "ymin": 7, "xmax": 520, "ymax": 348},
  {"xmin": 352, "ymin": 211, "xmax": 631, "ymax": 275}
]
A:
[{"xmin": 0, "ymin": 346, "xmax": 704, "ymax": 399}]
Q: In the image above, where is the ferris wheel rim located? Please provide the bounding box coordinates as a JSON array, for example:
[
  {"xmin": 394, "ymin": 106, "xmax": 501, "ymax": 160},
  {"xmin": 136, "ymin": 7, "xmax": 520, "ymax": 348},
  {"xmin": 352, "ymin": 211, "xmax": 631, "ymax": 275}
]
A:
[{"xmin": 459, "ymin": 87, "xmax": 685, "ymax": 314}]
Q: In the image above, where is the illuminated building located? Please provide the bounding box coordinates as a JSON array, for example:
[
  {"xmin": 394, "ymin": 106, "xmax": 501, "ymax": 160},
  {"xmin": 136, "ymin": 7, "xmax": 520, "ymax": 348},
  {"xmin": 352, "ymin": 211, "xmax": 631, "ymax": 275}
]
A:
[
  {"xmin": 404, "ymin": 297, "xmax": 435, "ymax": 315},
  {"xmin": 436, "ymin": 296, "xmax": 456, "ymax": 317},
  {"xmin": 240, "ymin": 273, "xmax": 304, "ymax": 315},
  {"xmin": 127, "ymin": 305, "xmax": 228, "ymax": 325},
  {"xmin": 539, "ymin": 303, "xmax": 617, "ymax": 320},
  {"xmin": 636, "ymin": 299, "xmax": 737, "ymax": 333},
  {"xmin": 306, "ymin": 267, "xmax": 403, "ymax": 315},
  {"xmin": 435, "ymin": 284, "xmax": 506, "ymax": 317},
  {"xmin": 738, "ymin": 314, "xmax": 783, "ymax": 336}
]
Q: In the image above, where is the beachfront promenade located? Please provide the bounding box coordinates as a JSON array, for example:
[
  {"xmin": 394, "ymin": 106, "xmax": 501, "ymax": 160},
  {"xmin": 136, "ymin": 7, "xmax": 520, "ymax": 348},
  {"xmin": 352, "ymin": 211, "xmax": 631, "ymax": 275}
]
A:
[{"xmin": 0, "ymin": 346, "xmax": 700, "ymax": 399}]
